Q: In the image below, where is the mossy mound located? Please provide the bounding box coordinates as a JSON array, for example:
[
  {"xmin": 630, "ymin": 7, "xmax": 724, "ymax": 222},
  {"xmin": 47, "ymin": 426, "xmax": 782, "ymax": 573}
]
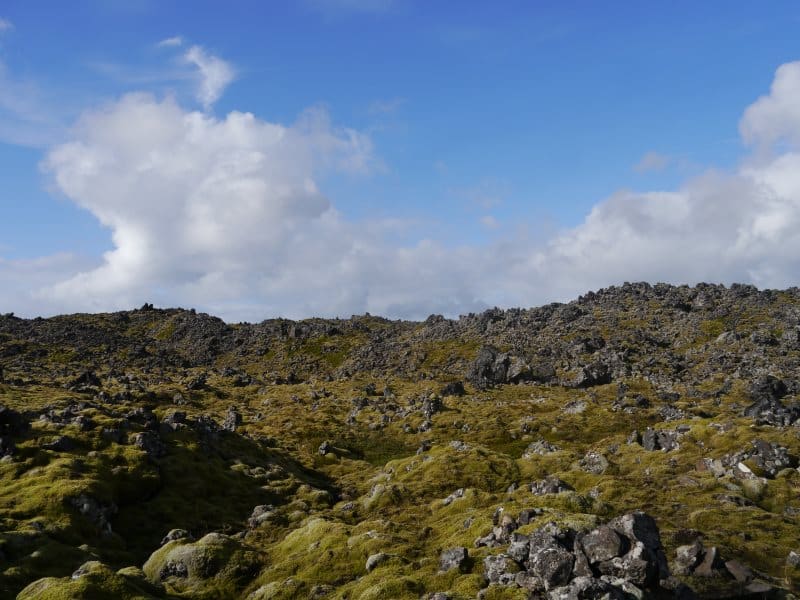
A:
[
  {"xmin": 379, "ymin": 443, "xmax": 519, "ymax": 502},
  {"xmin": 142, "ymin": 533, "xmax": 261, "ymax": 598},
  {"xmin": 17, "ymin": 561, "xmax": 164, "ymax": 600}
]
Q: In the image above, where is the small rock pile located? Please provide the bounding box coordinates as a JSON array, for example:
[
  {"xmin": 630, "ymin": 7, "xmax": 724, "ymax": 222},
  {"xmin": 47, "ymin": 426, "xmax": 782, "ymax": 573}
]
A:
[
  {"xmin": 673, "ymin": 539, "xmax": 775, "ymax": 595},
  {"xmin": 468, "ymin": 345, "xmax": 546, "ymax": 389},
  {"xmin": 743, "ymin": 375, "xmax": 800, "ymax": 426},
  {"xmin": 479, "ymin": 512, "xmax": 691, "ymax": 598},
  {"xmin": 699, "ymin": 438, "xmax": 797, "ymax": 480}
]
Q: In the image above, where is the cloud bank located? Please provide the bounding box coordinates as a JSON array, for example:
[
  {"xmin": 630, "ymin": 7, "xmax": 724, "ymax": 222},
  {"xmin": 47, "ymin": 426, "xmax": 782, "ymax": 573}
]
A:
[{"xmin": 8, "ymin": 51, "xmax": 800, "ymax": 321}]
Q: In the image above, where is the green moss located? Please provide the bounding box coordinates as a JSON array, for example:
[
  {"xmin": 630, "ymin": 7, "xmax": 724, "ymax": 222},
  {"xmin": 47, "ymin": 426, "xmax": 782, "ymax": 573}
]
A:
[
  {"xmin": 380, "ymin": 444, "xmax": 519, "ymax": 503},
  {"xmin": 420, "ymin": 339, "xmax": 480, "ymax": 370},
  {"xmin": 699, "ymin": 319, "xmax": 726, "ymax": 339},
  {"xmin": 17, "ymin": 561, "xmax": 164, "ymax": 600},
  {"xmin": 142, "ymin": 533, "xmax": 260, "ymax": 598},
  {"xmin": 347, "ymin": 575, "xmax": 423, "ymax": 599},
  {"xmin": 154, "ymin": 321, "xmax": 177, "ymax": 341}
]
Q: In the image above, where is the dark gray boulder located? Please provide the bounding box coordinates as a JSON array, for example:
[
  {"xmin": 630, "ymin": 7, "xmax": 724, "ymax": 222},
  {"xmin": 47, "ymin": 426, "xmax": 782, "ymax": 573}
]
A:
[
  {"xmin": 673, "ymin": 541, "xmax": 703, "ymax": 575},
  {"xmin": 749, "ymin": 375, "xmax": 787, "ymax": 402},
  {"xmin": 507, "ymin": 534, "xmax": 530, "ymax": 563},
  {"xmin": 724, "ymin": 559, "xmax": 752, "ymax": 584},
  {"xmin": 468, "ymin": 346, "xmax": 507, "ymax": 389},
  {"xmin": 529, "ymin": 544, "xmax": 574, "ymax": 590},
  {"xmin": 130, "ymin": 431, "xmax": 166, "ymax": 458},
  {"xmin": 440, "ymin": 381, "xmax": 465, "ymax": 397},
  {"xmin": 42, "ymin": 435, "xmax": 74, "ymax": 452},
  {"xmin": 608, "ymin": 512, "xmax": 669, "ymax": 583},
  {"xmin": 365, "ymin": 552, "xmax": 390, "ymax": 572},
  {"xmin": 693, "ymin": 545, "xmax": 724, "ymax": 577},
  {"xmin": 579, "ymin": 452, "xmax": 610, "ymax": 475},
  {"xmin": 547, "ymin": 575, "xmax": 627, "ymax": 599},
  {"xmin": 0, "ymin": 436, "xmax": 14, "ymax": 456},
  {"xmin": 580, "ymin": 526, "xmax": 624, "ymax": 564},
  {"xmin": 530, "ymin": 477, "xmax": 573, "ymax": 495},
  {"xmin": 69, "ymin": 494, "xmax": 117, "ymax": 536},
  {"xmin": 161, "ymin": 529, "xmax": 193, "ymax": 546},
  {"xmin": 641, "ymin": 428, "xmax": 681, "ymax": 452},
  {"xmin": 439, "ymin": 546, "xmax": 469, "ymax": 573},
  {"xmin": 0, "ymin": 405, "xmax": 26, "ymax": 436},
  {"xmin": 743, "ymin": 375, "xmax": 799, "ymax": 426},
  {"xmin": 596, "ymin": 541, "xmax": 652, "ymax": 587},
  {"xmin": 567, "ymin": 362, "xmax": 612, "ymax": 388},
  {"xmin": 483, "ymin": 554, "xmax": 519, "ymax": 585},
  {"xmin": 222, "ymin": 407, "xmax": 242, "ymax": 432}
]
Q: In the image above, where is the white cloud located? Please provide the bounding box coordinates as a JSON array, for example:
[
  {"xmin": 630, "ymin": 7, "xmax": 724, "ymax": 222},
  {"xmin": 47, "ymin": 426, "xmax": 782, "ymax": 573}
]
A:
[
  {"xmin": 633, "ymin": 151, "xmax": 670, "ymax": 173},
  {"xmin": 534, "ymin": 60, "xmax": 800, "ymax": 298},
  {"xmin": 6, "ymin": 57, "xmax": 800, "ymax": 321},
  {"xmin": 0, "ymin": 18, "xmax": 12, "ymax": 33},
  {"xmin": 39, "ymin": 93, "xmax": 380, "ymax": 318},
  {"xmin": 157, "ymin": 35, "xmax": 183, "ymax": 48},
  {"xmin": 740, "ymin": 61, "xmax": 800, "ymax": 149},
  {"xmin": 0, "ymin": 254, "xmax": 96, "ymax": 315},
  {"xmin": 183, "ymin": 45, "xmax": 235, "ymax": 110}
]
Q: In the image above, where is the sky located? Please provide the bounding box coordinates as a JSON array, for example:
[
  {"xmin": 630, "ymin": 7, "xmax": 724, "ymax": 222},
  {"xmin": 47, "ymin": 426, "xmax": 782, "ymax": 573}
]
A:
[{"xmin": 2, "ymin": 1, "xmax": 800, "ymax": 322}]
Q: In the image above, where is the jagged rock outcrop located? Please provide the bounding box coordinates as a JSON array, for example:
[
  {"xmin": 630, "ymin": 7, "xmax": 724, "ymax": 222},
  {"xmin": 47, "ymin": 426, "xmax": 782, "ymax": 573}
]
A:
[{"xmin": 479, "ymin": 512, "xmax": 680, "ymax": 598}]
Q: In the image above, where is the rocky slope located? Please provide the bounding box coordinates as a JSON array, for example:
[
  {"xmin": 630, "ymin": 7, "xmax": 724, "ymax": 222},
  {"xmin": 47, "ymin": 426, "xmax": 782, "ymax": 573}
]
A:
[{"xmin": 0, "ymin": 282, "xmax": 798, "ymax": 599}]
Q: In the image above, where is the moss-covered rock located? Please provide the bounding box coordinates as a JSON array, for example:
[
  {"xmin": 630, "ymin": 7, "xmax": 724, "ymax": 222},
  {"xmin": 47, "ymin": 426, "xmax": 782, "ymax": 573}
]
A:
[
  {"xmin": 17, "ymin": 561, "xmax": 163, "ymax": 600},
  {"xmin": 142, "ymin": 533, "xmax": 260, "ymax": 598}
]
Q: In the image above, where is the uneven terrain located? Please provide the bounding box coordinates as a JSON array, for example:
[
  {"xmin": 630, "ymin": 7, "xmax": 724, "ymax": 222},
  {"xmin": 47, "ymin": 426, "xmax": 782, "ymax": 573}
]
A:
[{"xmin": 0, "ymin": 282, "xmax": 799, "ymax": 599}]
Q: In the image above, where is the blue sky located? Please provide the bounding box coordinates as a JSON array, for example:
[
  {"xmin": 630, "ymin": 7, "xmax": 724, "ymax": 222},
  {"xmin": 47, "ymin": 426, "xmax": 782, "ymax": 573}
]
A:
[{"xmin": 2, "ymin": 1, "xmax": 800, "ymax": 320}]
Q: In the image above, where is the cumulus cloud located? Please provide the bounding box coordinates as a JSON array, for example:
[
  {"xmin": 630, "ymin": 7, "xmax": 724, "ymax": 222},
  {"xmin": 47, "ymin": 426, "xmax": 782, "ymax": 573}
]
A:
[
  {"xmin": 183, "ymin": 45, "xmax": 235, "ymax": 109},
  {"xmin": 0, "ymin": 254, "xmax": 96, "ymax": 315},
  {"xmin": 740, "ymin": 61, "xmax": 800, "ymax": 149},
  {"xmin": 8, "ymin": 57, "xmax": 800, "ymax": 321},
  {"xmin": 40, "ymin": 93, "xmax": 381, "ymax": 318},
  {"xmin": 533, "ymin": 64, "xmax": 800, "ymax": 299}
]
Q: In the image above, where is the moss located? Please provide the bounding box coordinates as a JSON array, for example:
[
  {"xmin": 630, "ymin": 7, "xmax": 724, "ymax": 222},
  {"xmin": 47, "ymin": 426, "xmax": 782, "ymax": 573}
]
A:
[
  {"xmin": 154, "ymin": 321, "xmax": 178, "ymax": 341},
  {"xmin": 699, "ymin": 319, "xmax": 726, "ymax": 340},
  {"xmin": 254, "ymin": 518, "xmax": 387, "ymax": 587},
  {"xmin": 17, "ymin": 561, "xmax": 164, "ymax": 600},
  {"xmin": 347, "ymin": 575, "xmax": 423, "ymax": 599},
  {"xmin": 420, "ymin": 339, "xmax": 481, "ymax": 370},
  {"xmin": 295, "ymin": 336, "xmax": 352, "ymax": 369},
  {"xmin": 379, "ymin": 444, "xmax": 519, "ymax": 503},
  {"xmin": 142, "ymin": 533, "xmax": 261, "ymax": 598}
]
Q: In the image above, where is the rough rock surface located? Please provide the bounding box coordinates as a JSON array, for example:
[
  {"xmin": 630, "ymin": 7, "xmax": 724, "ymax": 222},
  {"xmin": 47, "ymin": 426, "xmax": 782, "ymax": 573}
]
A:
[{"xmin": 477, "ymin": 512, "xmax": 677, "ymax": 597}]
